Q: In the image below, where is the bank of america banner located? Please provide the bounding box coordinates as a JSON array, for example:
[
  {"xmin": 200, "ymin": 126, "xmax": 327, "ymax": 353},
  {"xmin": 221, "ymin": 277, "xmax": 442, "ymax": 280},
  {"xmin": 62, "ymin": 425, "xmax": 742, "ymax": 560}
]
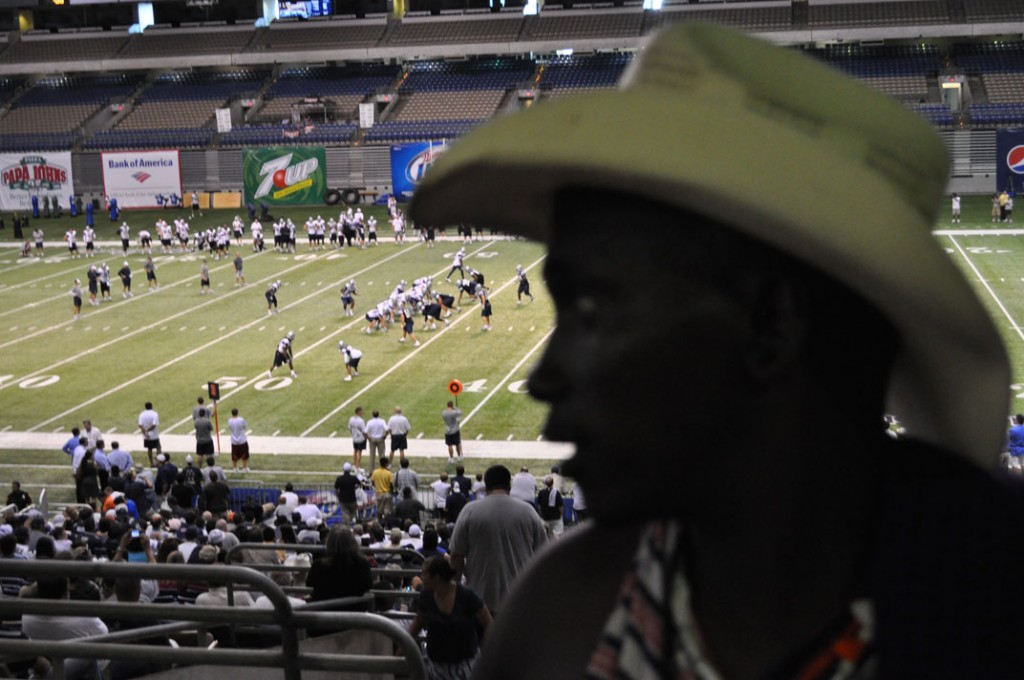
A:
[
  {"xmin": 243, "ymin": 147, "xmax": 326, "ymax": 206},
  {"xmin": 101, "ymin": 150, "xmax": 181, "ymax": 209},
  {"xmin": 0, "ymin": 152, "xmax": 74, "ymax": 211},
  {"xmin": 391, "ymin": 142, "xmax": 448, "ymax": 202}
]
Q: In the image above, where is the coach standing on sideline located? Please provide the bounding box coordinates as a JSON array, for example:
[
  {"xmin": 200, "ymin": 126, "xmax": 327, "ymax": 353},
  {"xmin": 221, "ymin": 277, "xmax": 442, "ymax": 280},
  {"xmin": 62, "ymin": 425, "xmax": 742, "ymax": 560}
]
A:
[
  {"xmin": 365, "ymin": 410, "xmax": 388, "ymax": 463},
  {"xmin": 137, "ymin": 402, "xmax": 161, "ymax": 467},
  {"xmin": 387, "ymin": 407, "xmax": 412, "ymax": 463}
]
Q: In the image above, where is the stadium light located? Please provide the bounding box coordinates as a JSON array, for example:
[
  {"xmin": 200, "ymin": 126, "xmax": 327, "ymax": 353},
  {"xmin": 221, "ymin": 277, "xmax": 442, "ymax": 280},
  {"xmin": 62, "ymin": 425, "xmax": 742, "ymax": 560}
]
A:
[{"xmin": 642, "ymin": 0, "xmax": 662, "ymax": 9}]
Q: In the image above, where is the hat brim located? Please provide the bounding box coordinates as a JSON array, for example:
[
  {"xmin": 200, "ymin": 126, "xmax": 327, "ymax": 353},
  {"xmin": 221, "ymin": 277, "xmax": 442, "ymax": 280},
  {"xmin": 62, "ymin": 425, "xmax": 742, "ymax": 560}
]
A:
[{"xmin": 412, "ymin": 87, "xmax": 1009, "ymax": 468}]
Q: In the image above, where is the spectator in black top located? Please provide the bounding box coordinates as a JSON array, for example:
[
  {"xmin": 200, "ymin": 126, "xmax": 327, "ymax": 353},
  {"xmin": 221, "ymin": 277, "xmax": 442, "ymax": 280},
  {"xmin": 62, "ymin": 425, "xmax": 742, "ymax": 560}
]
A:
[
  {"xmin": 537, "ymin": 475, "xmax": 565, "ymax": 537},
  {"xmin": 445, "ymin": 483, "xmax": 468, "ymax": 524},
  {"xmin": 408, "ymin": 556, "xmax": 492, "ymax": 678},
  {"xmin": 334, "ymin": 463, "xmax": 360, "ymax": 526},
  {"xmin": 6, "ymin": 481, "xmax": 30, "ymax": 510},
  {"xmin": 394, "ymin": 487, "xmax": 426, "ymax": 527}
]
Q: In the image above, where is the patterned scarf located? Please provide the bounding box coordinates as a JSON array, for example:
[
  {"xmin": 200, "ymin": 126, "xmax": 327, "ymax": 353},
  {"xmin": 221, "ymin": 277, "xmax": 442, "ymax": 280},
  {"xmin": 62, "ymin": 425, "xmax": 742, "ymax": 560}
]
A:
[{"xmin": 585, "ymin": 521, "xmax": 875, "ymax": 680}]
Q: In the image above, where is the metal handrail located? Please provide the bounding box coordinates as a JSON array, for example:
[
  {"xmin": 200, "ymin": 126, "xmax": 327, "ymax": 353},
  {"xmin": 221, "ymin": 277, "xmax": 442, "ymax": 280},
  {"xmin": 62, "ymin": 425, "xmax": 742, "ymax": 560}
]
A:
[{"xmin": 0, "ymin": 559, "xmax": 425, "ymax": 680}]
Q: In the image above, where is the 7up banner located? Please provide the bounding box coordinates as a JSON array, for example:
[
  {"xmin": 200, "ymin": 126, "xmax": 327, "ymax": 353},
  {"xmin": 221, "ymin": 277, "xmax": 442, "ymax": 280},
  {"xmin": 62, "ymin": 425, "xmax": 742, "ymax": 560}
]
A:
[{"xmin": 243, "ymin": 147, "xmax": 327, "ymax": 206}]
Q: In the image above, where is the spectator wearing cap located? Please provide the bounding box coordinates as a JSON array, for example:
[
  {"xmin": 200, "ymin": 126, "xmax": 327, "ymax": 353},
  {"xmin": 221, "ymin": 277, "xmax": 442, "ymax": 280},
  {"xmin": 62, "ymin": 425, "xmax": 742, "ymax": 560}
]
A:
[
  {"xmin": 154, "ymin": 454, "xmax": 177, "ymax": 497},
  {"xmin": 537, "ymin": 476, "xmax": 565, "ymax": 537},
  {"xmin": 334, "ymin": 463, "xmax": 360, "ymax": 526},
  {"xmin": 195, "ymin": 545, "xmax": 255, "ymax": 607},
  {"xmin": 181, "ymin": 454, "xmax": 204, "ymax": 496},
  {"xmin": 405, "ymin": 523, "xmax": 423, "ymax": 550},
  {"xmin": 446, "ymin": 482, "xmax": 469, "ymax": 524},
  {"xmin": 451, "ymin": 465, "xmax": 472, "ymax": 502}
]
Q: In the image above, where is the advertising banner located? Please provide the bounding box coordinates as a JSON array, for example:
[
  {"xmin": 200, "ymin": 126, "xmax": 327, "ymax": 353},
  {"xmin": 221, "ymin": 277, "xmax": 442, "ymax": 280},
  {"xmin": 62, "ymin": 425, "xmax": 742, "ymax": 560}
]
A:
[
  {"xmin": 0, "ymin": 152, "xmax": 74, "ymax": 211},
  {"xmin": 243, "ymin": 147, "xmax": 327, "ymax": 206},
  {"xmin": 101, "ymin": 150, "xmax": 181, "ymax": 209},
  {"xmin": 995, "ymin": 129, "xmax": 1024, "ymax": 193},
  {"xmin": 391, "ymin": 142, "xmax": 447, "ymax": 202}
]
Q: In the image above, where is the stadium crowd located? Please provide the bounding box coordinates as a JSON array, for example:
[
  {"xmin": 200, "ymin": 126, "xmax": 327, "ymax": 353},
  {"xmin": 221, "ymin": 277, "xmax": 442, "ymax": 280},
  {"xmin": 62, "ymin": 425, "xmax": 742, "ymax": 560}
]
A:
[{"xmin": 1, "ymin": 453, "xmax": 577, "ymax": 679}]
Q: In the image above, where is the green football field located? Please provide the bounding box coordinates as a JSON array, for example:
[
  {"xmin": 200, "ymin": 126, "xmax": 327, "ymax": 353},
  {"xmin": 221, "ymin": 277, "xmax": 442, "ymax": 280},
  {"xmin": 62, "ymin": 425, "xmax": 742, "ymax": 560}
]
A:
[
  {"xmin": 3, "ymin": 193, "xmax": 1024, "ymax": 505},
  {"xmin": 0, "ymin": 204, "xmax": 560, "ymax": 503}
]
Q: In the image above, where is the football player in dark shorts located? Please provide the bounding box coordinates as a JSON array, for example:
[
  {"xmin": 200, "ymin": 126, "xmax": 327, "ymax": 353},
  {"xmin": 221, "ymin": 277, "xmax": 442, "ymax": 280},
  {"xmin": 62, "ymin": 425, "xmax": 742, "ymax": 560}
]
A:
[
  {"xmin": 479, "ymin": 290, "xmax": 492, "ymax": 331},
  {"xmin": 422, "ymin": 302, "xmax": 447, "ymax": 330},
  {"xmin": 435, "ymin": 292, "xmax": 456, "ymax": 318},
  {"xmin": 516, "ymin": 264, "xmax": 534, "ymax": 304}
]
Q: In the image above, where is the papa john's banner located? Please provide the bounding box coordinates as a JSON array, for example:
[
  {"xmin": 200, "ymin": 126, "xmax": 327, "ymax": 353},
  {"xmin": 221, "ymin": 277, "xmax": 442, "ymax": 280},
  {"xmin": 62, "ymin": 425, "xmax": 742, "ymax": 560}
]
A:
[
  {"xmin": 391, "ymin": 142, "xmax": 448, "ymax": 202},
  {"xmin": 0, "ymin": 152, "xmax": 74, "ymax": 211},
  {"xmin": 101, "ymin": 150, "xmax": 181, "ymax": 209},
  {"xmin": 243, "ymin": 147, "xmax": 327, "ymax": 206}
]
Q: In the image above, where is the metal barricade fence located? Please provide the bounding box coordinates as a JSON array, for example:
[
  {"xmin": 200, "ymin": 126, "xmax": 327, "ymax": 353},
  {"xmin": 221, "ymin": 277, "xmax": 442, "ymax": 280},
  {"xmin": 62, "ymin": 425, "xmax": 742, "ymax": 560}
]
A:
[{"xmin": 0, "ymin": 559, "xmax": 425, "ymax": 680}]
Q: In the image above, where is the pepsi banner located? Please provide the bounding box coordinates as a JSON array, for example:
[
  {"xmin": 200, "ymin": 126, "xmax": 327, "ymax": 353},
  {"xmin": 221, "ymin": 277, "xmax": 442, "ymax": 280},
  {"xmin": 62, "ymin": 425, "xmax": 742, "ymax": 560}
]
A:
[
  {"xmin": 391, "ymin": 142, "xmax": 448, "ymax": 202},
  {"xmin": 101, "ymin": 150, "xmax": 181, "ymax": 209},
  {"xmin": 243, "ymin": 147, "xmax": 326, "ymax": 206},
  {"xmin": 996, "ymin": 130, "xmax": 1024, "ymax": 192},
  {"xmin": 0, "ymin": 152, "xmax": 74, "ymax": 211}
]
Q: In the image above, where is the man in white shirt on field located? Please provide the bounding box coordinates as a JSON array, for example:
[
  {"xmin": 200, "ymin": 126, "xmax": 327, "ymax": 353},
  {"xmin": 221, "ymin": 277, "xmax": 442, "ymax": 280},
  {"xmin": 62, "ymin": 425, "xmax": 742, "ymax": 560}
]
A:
[{"xmin": 228, "ymin": 408, "xmax": 250, "ymax": 473}]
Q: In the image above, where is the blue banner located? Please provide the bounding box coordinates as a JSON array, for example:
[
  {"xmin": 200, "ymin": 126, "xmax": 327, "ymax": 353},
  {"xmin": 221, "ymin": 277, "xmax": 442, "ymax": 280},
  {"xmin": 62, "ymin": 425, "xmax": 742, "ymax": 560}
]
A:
[
  {"xmin": 391, "ymin": 142, "xmax": 447, "ymax": 202},
  {"xmin": 996, "ymin": 129, "xmax": 1024, "ymax": 192}
]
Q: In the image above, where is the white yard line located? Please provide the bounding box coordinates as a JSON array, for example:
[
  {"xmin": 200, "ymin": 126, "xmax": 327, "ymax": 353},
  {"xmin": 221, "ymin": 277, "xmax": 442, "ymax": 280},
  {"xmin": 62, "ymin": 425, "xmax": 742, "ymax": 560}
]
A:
[
  {"xmin": 461, "ymin": 327, "xmax": 553, "ymax": 428},
  {"xmin": 26, "ymin": 246, "xmax": 422, "ymax": 432},
  {"xmin": 0, "ymin": 252, "xmax": 267, "ymax": 342},
  {"xmin": 947, "ymin": 235, "xmax": 1024, "ymax": 342},
  {"xmin": 300, "ymin": 252, "xmax": 547, "ymax": 436},
  {"xmin": 0, "ymin": 254, "xmax": 316, "ymax": 392},
  {"xmin": 166, "ymin": 241, "xmax": 500, "ymax": 435}
]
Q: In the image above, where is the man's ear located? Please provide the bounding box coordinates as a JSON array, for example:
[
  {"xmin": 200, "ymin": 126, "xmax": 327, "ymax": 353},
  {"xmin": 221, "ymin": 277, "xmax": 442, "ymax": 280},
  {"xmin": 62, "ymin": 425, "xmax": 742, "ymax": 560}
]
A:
[{"xmin": 743, "ymin": 276, "xmax": 809, "ymax": 383}]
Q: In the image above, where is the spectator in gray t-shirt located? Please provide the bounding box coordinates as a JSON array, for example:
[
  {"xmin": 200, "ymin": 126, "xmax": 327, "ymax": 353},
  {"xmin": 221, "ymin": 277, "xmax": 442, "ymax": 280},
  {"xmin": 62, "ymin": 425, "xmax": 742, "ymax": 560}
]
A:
[
  {"xmin": 449, "ymin": 465, "xmax": 548, "ymax": 614},
  {"xmin": 442, "ymin": 401, "xmax": 463, "ymax": 463},
  {"xmin": 194, "ymin": 409, "xmax": 215, "ymax": 459}
]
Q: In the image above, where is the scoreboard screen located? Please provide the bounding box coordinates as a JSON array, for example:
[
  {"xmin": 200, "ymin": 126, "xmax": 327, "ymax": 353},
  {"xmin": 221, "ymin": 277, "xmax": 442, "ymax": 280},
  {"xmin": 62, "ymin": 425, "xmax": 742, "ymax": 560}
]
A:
[{"xmin": 279, "ymin": 0, "xmax": 332, "ymax": 18}]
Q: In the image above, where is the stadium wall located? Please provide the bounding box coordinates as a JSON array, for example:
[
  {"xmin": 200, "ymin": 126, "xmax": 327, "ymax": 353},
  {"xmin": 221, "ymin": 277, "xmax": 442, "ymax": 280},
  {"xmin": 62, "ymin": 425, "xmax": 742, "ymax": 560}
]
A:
[{"xmin": 69, "ymin": 145, "xmax": 394, "ymax": 204}]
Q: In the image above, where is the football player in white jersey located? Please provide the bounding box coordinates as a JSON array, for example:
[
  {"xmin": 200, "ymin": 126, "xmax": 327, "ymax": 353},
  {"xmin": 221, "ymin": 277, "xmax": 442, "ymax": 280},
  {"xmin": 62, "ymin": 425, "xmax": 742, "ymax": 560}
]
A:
[
  {"xmin": 82, "ymin": 226, "xmax": 95, "ymax": 257},
  {"xmin": 266, "ymin": 280, "xmax": 281, "ymax": 316},
  {"xmin": 338, "ymin": 341, "xmax": 362, "ymax": 382},
  {"xmin": 340, "ymin": 279, "xmax": 358, "ymax": 317},
  {"xmin": 268, "ymin": 331, "xmax": 297, "ymax": 379}
]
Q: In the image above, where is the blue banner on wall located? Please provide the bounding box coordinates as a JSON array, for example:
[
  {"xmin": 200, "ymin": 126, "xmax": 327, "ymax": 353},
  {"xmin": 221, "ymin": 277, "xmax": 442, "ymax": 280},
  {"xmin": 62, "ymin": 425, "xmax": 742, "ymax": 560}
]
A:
[
  {"xmin": 996, "ymin": 130, "xmax": 1024, "ymax": 192},
  {"xmin": 390, "ymin": 142, "xmax": 447, "ymax": 202}
]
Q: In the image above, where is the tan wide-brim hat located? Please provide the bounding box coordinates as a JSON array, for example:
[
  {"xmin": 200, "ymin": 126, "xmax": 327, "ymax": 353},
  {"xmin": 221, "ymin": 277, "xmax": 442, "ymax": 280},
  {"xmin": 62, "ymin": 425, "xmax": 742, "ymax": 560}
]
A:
[{"xmin": 411, "ymin": 23, "xmax": 1010, "ymax": 468}]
